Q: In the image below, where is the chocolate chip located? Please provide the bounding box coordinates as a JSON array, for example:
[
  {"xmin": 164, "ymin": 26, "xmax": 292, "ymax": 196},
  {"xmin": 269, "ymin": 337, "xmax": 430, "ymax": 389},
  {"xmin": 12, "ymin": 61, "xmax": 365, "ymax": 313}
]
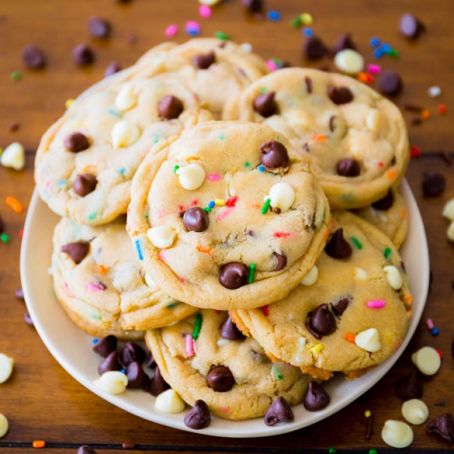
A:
[
  {"xmin": 8, "ymin": 122, "xmax": 20, "ymax": 133},
  {"xmin": 337, "ymin": 158, "xmax": 361, "ymax": 177},
  {"xmin": 206, "ymin": 365, "xmax": 235, "ymax": 392},
  {"xmin": 400, "ymin": 14, "xmax": 425, "ymax": 39},
  {"xmin": 219, "ymin": 262, "xmax": 249, "ymax": 289},
  {"xmin": 378, "ymin": 71, "xmax": 403, "ymax": 96},
  {"xmin": 303, "ymin": 36, "xmax": 328, "ymax": 60},
  {"xmin": 331, "ymin": 296, "xmax": 351, "ymax": 317},
  {"xmin": 104, "ymin": 61, "xmax": 122, "ymax": 77},
  {"xmin": 272, "ymin": 252, "xmax": 287, "ymax": 271},
  {"xmin": 426, "ymin": 413, "xmax": 454, "ymax": 443},
  {"xmin": 220, "ymin": 317, "xmax": 245, "ymax": 340},
  {"xmin": 64, "ymin": 132, "xmax": 90, "ymax": 152},
  {"xmin": 93, "ymin": 335, "xmax": 117, "ymax": 357},
  {"xmin": 61, "ymin": 241, "xmax": 90, "ymax": 264},
  {"xmin": 77, "ymin": 446, "xmax": 97, "ymax": 454},
  {"xmin": 15, "ymin": 288, "xmax": 24, "ymax": 300},
  {"xmin": 395, "ymin": 370, "xmax": 423, "ymax": 401},
  {"xmin": 303, "ymin": 381, "xmax": 330, "ymax": 411},
  {"xmin": 253, "ymin": 92, "xmax": 277, "ymax": 117},
  {"xmin": 145, "ymin": 350, "xmax": 157, "ymax": 369},
  {"xmin": 184, "ymin": 400, "xmax": 211, "ymax": 429},
  {"xmin": 120, "ymin": 342, "xmax": 145, "ymax": 366},
  {"xmin": 260, "ymin": 141, "xmax": 289, "ymax": 169},
  {"xmin": 149, "ymin": 366, "xmax": 169, "ymax": 396},
  {"xmin": 242, "ymin": 0, "xmax": 263, "ymax": 13},
  {"xmin": 158, "ymin": 95, "xmax": 184, "ymax": 120},
  {"xmin": 74, "ymin": 174, "xmax": 97, "ymax": 197},
  {"xmin": 97, "ymin": 351, "xmax": 121, "ymax": 375},
  {"xmin": 182, "ymin": 207, "xmax": 209, "ymax": 232},
  {"xmin": 325, "ymin": 229, "xmax": 352, "ymax": 259},
  {"xmin": 192, "ymin": 51, "xmax": 216, "ymax": 70},
  {"xmin": 73, "ymin": 44, "xmax": 95, "ymax": 66},
  {"xmin": 264, "ymin": 397, "xmax": 294, "ymax": 426},
  {"xmin": 24, "ymin": 312, "xmax": 34, "ymax": 327},
  {"xmin": 328, "ymin": 115, "xmax": 336, "ymax": 132},
  {"xmin": 372, "ymin": 190, "xmax": 395, "ymax": 210},
  {"xmin": 88, "ymin": 17, "xmax": 112, "ymax": 39},
  {"xmin": 332, "ymin": 33, "xmax": 357, "ymax": 54},
  {"xmin": 127, "ymin": 362, "xmax": 150, "ymax": 389},
  {"xmin": 306, "ymin": 304, "xmax": 337, "ymax": 339},
  {"xmin": 304, "ymin": 76, "xmax": 313, "ymax": 94},
  {"xmin": 328, "ymin": 86, "xmax": 354, "ymax": 105},
  {"xmin": 422, "ymin": 172, "xmax": 446, "ymax": 197},
  {"xmin": 21, "ymin": 45, "xmax": 46, "ymax": 69}
]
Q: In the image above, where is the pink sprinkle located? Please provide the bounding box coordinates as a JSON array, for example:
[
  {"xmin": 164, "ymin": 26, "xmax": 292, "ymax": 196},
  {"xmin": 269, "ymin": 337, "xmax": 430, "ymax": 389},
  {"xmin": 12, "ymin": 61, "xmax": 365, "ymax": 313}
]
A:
[
  {"xmin": 426, "ymin": 318, "xmax": 434, "ymax": 330},
  {"xmin": 436, "ymin": 349, "xmax": 443, "ymax": 359},
  {"xmin": 185, "ymin": 20, "xmax": 200, "ymax": 33},
  {"xmin": 261, "ymin": 305, "xmax": 270, "ymax": 316},
  {"xmin": 273, "ymin": 231, "xmax": 292, "ymax": 239},
  {"xmin": 190, "ymin": 199, "xmax": 200, "ymax": 206},
  {"xmin": 207, "ymin": 173, "xmax": 222, "ymax": 181},
  {"xmin": 220, "ymin": 406, "xmax": 231, "ymax": 414},
  {"xmin": 165, "ymin": 24, "xmax": 178, "ymax": 38},
  {"xmin": 185, "ymin": 334, "xmax": 195, "ymax": 357},
  {"xmin": 199, "ymin": 5, "xmax": 212, "ymax": 18},
  {"xmin": 367, "ymin": 63, "xmax": 382, "ymax": 75},
  {"xmin": 367, "ymin": 299, "xmax": 386, "ymax": 309},
  {"xmin": 216, "ymin": 206, "xmax": 234, "ymax": 221},
  {"xmin": 266, "ymin": 59, "xmax": 278, "ymax": 72},
  {"xmin": 87, "ymin": 281, "xmax": 107, "ymax": 292}
]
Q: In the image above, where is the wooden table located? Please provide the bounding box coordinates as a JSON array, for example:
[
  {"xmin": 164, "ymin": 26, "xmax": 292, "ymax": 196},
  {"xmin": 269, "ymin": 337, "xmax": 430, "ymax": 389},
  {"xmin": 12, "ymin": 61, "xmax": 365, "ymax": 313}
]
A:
[{"xmin": 0, "ymin": 0, "xmax": 453, "ymax": 452}]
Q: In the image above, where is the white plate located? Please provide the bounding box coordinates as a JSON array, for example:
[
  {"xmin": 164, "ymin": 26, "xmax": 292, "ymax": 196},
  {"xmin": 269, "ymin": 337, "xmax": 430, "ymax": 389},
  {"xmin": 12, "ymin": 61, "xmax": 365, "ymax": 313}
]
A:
[{"xmin": 20, "ymin": 181, "xmax": 429, "ymax": 438}]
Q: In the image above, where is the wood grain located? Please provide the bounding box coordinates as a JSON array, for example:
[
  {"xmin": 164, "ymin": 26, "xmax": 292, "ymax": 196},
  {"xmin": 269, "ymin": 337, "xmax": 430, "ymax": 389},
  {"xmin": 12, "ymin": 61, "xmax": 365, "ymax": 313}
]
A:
[{"xmin": 0, "ymin": 0, "xmax": 453, "ymax": 452}]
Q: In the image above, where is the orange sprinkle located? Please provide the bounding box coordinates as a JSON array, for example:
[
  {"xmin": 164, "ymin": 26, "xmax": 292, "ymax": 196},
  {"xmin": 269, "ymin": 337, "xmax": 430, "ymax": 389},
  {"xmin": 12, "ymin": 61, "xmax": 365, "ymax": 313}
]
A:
[
  {"xmin": 438, "ymin": 104, "xmax": 448, "ymax": 115},
  {"xmin": 32, "ymin": 440, "xmax": 46, "ymax": 449},
  {"xmin": 357, "ymin": 72, "xmax": 373, "ymax": 84},
  {"xmin": 196, "ymin": 245, "xmax": 212, "ymax": 254},
  {"xmin": 421, "ymin": 109, "xmax": 430, "ymax": 120},
  {"xmin": 403, "ymin": 293, "xmax": 413, "ymax": 306},
  {"xmin": 344, "ymin": 332, "xmax": 356, "ymax": 343},
  {"xmin": 312, "ymin": 134, "xmax": 327, "ymax": 143},
  {"xmin": 385, "ymin": 169, "xmax": 397, "ymax": 182},
  {"xmin": 97, "ymin": 264, "xmax": 108, "ymax": 274},
  {"xmin": 6, "ymin": 196, "xmax": 23, "ymax": 213}
]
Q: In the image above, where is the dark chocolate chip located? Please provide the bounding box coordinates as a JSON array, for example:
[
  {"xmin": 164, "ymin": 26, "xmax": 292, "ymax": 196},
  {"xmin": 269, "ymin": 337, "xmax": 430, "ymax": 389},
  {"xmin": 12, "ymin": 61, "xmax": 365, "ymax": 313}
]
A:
[
  {"xmin": 332, "ymin": 33, "xmax": 357, "ymax": 54},
  {"xmin": 15, "ymin": 288, "xmax": 24, "ymax": 300},
  {"xmin": 21, "ymin": 45, "xmax": 46, "ymax": 69},
  {"xmin": 242, "ymin": 0, "xmax": 263, "ymax": 13},
  {"xmin": 272, "ymin": 252, "xmax": 287, "ymax": 271},
  {"xmin": 378, "ymin": 71, "xmax": 403, "ymax": 96},
  {"xmin": 303, "ymin": 36, "xmax": 328, "ymax": 60},
  {"xmin": 264, "ymin": 397, "xmax": 294, "ymax": 426},
  {"xmin": 74, "ymin": 174, "xmax": 97, "ymax": 197},
  {"xmin": 400, "ymin": 14, "xmax": 425, "ymax": 39},
  {"xmin": 8, "ymin": 122, "xmax": 20, "ymax": 132},
  {"xmin": 126, "ymin": 361, "xmax": 150, "ymax": 389},
  {"xmin": 192, "ymin": 51, "xmax": 216, "ymax": 70},
  {"xmin": 219, "ymin": 262, "xmax": 249, "ymax": 289},
  {"xmin": 77, "ymin": 446, "xmax": 97, "ymax": 454},
  {"xmin": 120, "ymin": 342, "xmax": 145, "ymax": 366},
  {"xmin": 220, "ymin": 317, "xmax": 245, "ymax": 340},
  {"xmin": 97, "ymin": 351, "xmax": 121, "ymax": 375},
  {"xmin": 306, "ymin": 304, "xmax": 337, "ymax": 339},
  {"xmin": 260, "ymin": 140, "xmax": 289, "ymax": 169},
  {"xmin": 61, "ymin": 241, "xmax": 90, "ymax": 264},
  {"xmin": 253, "ymin": 92, "xmax": 277, "ymax": 117},
  {"xmin": 304, "ymin": 76, "xmax": 313, "ymax": 94},
  {"xmin": 331, "ymin": 296, "xmax": 351, "ymax": 317},
  {"xmin": 24, "ymin": 312, "xmax": 34, "ymax": 327},
  {"xmin": 149, "ymin": 366, "xmax": 170, "ymax": 396},
  {"xmin": 93, "ymin": 335, "xmax": 117, "ymax": 358},
  {"xmin": 328, "ymin": 86, "xmax": 354, "ymax": 105},
  {"xmin": 372, "ymin": 190, "xmax": 395, "ymax": 210},
  {"xmin": 303, "ymin": 381, "xmax": 330, "ymax": 411},
  {"xmin": 104, "ymin": 61, "xmax": 122, "ymax": 77},
  {"xmin": 184, "ymin": 400, "xmax": 211, "ymax": 429},
  {"xmin": 158, "ymin": 95, "xmax": 184, "ymax": 120},
  {"xmin": 426, "ymin": 413, "xmax": 454, "ymax": 443},
  {"xmin": 73, "ymin": 44, "xmax": 95, "ymax": 66},
  {"xmin": 206, "ymin": 365, "xmax": 235, "ymax": 392},
  {"xmin": 422, "ymin": 172, "xmax": 446, "ymax": 197},
  {"xmin": 64, "ymin": 132, "xmax": 90, "ymax": 152},
  {"xmin": 88, "ymin": 17, "xmax": 112, "ymax": 39},
  {"xmin": 183, "ymin": 207, "xmax": 209, "ymax": 232},
  {"xmin": 395, "ymin": 370, "xmax": 423, "ymax": 401},
  {"xmin": 328, "ymin": 115, "xmax": 336, "ymax": 132},
  {"xmin": 337, "ymin": 158, "xmax": 361, "ymax": 177},
  {"xmin": 325, "ymin": 229, "xmax": 352, "ymax": 259}
]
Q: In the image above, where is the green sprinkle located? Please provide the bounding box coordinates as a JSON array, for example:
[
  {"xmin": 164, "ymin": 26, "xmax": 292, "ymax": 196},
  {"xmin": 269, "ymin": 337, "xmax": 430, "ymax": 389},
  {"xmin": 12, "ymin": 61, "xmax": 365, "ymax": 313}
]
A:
[
  {"xmin": 243, "ymin": 161, "xmax": 251, "ymax": 168},
  {"xmin": 350, "ymin": 236, "xmax": 363, "ymax": 250},
  {"xmin": 192, "ymin": 313, "xmax": 203, "ymax": 340},
  {"xmin": 11, "ymin": 70, "xmax": 22, "ymax": 81},
  {"xmin": 173, "ymin": 164, "xmax": 180, "ymax": 174},
  {"xmin": 203, "ymin": 206, "xmax": 212, "ymax": 213},
  {"xmin": 151, "ymin": 134, "xmax": 161, "ymax": 144},
  {"xmin": 261, "ymin": 197, "xmax": 271, "ymax": 215},
  {"xmin": 0, "ymin": 233, "xmax": 10, "ymax": 244},
  {"xmin": 328, "ymin": 449, "xmax": 337, "ymax": 454},
  {"xmin": 87, "ymin": 212, "xmax": 97, "ymax": 221},
  {"xmin": 91, "ymin": 312, "xmax": 102, "ymax": 321},
  {"xmin": 388, "ymin": 49, "xmax": 399, "ymax": 58},
  {"xmin": 248, "ymin": 263, "xmax": 256, "ymax": 284},
  {"xmin": 215, "ymin": 31, "xmax": 230, "ymax": 41},
  {"xmin": 291, "ymin": 15, "xmax": 303, "ymax": 28},
  {"xmin": 166, "ymin": 302, "xmax": 179, "ymax": 309},
  {"xmin": 271, "ymin": 364, "xmax": 284, "ymax": 381},
  {"xmin": 384, "ymin": 246, "xmax": 392, "ymax": 259},
  {"xmin": 259, "ymin": 86, "xmax": 268, "ymax": 94},
  {"xmin": 368, "ymin": 450, "xmax": 378, "ymax": 454}
]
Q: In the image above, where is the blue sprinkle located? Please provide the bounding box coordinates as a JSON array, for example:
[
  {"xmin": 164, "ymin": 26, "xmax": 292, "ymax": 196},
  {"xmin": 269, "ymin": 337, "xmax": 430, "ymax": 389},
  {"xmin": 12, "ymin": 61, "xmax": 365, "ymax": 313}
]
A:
[
  {"xmin": 186, "ymin": 28, "xmax": 200, "ymax": 37},
  {"xmin": 117, "ymin": 167, "xmax": 127, "ymax": 176},
  {"xmin": 431, "ymin": 327, "xmax": 440, "ymax": 336},
  {"xmin": 257, "ymin": 165, "xmax": 266, "ymax": 173},
  {"xmin": 303, "ymin": 27, "xmax": 313, "ymax": 38},
  {"xmin": 108, "ymin": 107, "xmax": 122, "ymax": 118},
  {"xmin": 91, "ymin": 338, "xmax": 99, "ymax": 345},
  {"xmin": 120, "ymin": 369, "xmax": 126, "ymax": 375},
  {"xmin": 208, "ymin": 200, "xmax": 215, "ymax": 209},
  {"xmin": 135, "ymin": 238, "xmax": 144, "ymax": 261},
  {"xmin": 267, "ymin": 10, "xmax": 281, "ymax": 21},
  {"xmin": 370, "ymin": 37, "xmax": 381, "ymax": 48},
  {"xmin": 380, "ymin": 43, "xmax": 392, "ymax": 53},
  {"xmin": 373, "ymin": 48, "xmax": 384, "ymax": 59},
  {"xmin": 57, "ymin": 178, "xmax": 68, "ymax": 188},
  {"xmin": 87, "ymin": 212, "xmax": 97, "ymax": 221}
]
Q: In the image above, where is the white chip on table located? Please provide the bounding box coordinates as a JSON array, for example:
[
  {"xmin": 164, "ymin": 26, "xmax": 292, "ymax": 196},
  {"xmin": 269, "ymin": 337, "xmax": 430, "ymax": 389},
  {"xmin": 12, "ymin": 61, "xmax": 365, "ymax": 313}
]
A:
[
  {"xmin": 381, "ymin": 420, "xmax": 414, "ymax": 448},
  {"xmin": 0, "ymin": 142, "xmax": 25, "ymax": 170},
  {"xmin": 411, "ymin": 346, "xmax": 441, "ymax": 376},
  {"xmin": 0, "ymin": 414, "xmax": 8, "ymax": 439},
  {"xmin": 402, "ymin": 399, "xmax": 429, "ymax": 425},
  {"xmin": 0, "ymin": 353, "xmax": 14, "ymax": 384},
  {"xmin": 334, "ymin": 49, "xmax": 364, "ymax": 75}
]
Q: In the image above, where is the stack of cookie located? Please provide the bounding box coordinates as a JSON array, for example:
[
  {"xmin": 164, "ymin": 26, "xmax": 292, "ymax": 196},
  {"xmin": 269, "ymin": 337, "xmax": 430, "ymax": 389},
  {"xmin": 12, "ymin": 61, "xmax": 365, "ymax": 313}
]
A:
[{"xmin": 35, "ymin": 38, "xmax": 413, "ymax": 428}]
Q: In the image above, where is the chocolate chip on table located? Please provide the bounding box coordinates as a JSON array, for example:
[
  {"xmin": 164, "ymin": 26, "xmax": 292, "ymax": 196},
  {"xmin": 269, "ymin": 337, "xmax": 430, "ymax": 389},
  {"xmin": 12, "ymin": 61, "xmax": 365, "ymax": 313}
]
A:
[
  {"xmin": 332, "ymin": 33, "xmax": 357, "ymax": 54},
  {"xmin": 184, "ymin": 400, "xmax": 211, "ymax": 430},
  {"xmin": 220, "ymin": 317, "xmax": 245, "ymax": 340},
  {"xmin": 242, "ymin": 0, "xmax": 264, "ymax": 13},
  {"xmin": 8, "ymin": 122, "xmax": 20, "ymax": 132},
  {"xmin": 78, "ymin": 446, "xmax": 97, "ymax": 454},
  {"xmin": 93, "ymin": 335, "xmax": 117, "ymax": 357},
  {"xmin": 325, "ymin": 229, "xmax": 352, "ymax": 259},
  {"xmin": 253, "ymin": 92, "xmax": 277, "ymax": 117},
  {"xmin": 400, "ymin": 13, "xmax": 425, "ymax": 39},
  {"xmin": 260, "ymin": 141, "xmax": 289, "ymax": 169},
  {"xmin": 15, "ymin": 289, "xmax": 24, "ymax": 300},
  {"xmin": 219, "ymin": 262, "xmax": 249, "ymax": 289},
  {"xmin": 395, "ymin": 369, "xmax": 423, "ymax": 401},
  {"xmin": 303, "ymin": 381, "xmax": 330, "ymax": 411},
  {"xmin": 426, "ymin": 413, "xmax": 454, "ymax": 443},
  {"xmin": 97, "ymin": 351, "xmax": 121, "ymax": 375},
  {"xmin": 303, "ymin": 36, "xmax": 328, "ymax": 60},
  {"xmin": 158, "ymin": 95, "xmax": 184, "ymax": 120},
  {"xmin": 272, "ymin": 252, "xmax": 287, "ymax": 271},
  {"xmin": 331, "ymin": 296, "xmax": 351, "ymax": 317},
  {"xmin": 149, "ymin": 366, "xmax": 170, "ymax": 396},
  {"xmin": 104, "ymin": 61, "xmax": 122, "ymax": 77},
  {"xmin": 73, "ymin": 44, "xmax": 95, "ymax": 66},
  {"xmin": 74, "ymin": 174, "xmax": 97, "ymax": 197},
  {"xmin": 61, "ymin": 241, "xmax": 90, "ymax": 264},
  {"xmin": 306, "ymin": 304, "xmax": 337, "ymax": 339},
  {"xmin": 372, "ymin": 190, "xmax": 395, "ymax": 210},
  {"xmin": 64, "ymin": 132, "xmax": 90, "ymax": 152},
  {"xmin": 206, "ymin": 366, "xmax": 235, "ymax": 392},
  {"xmin": 192, "ymin": 51, "xmax": 216, "ymax": 70},
  {"xmin": 422, "ymin": 172, "xmax": 446, "ymax": 197},
  {"xmin": 264, "ymin": 397, "xmax": 294, "ymax": 426},
  {"xmin": 120, "ymin": 342, "xmax": 145, "ymax": 366},
  {"xmin": 328, "ymin": 86, "xmax": 354, "ymax": 105},
  {"xmin": 21, "ymin": 44, "xmax": 46, "ymax": 69},
  {"xmin": 88, "ymin": 17, "xmax": 112, "ymax": 39},
  {"xmin": 378, "ymin": 71, "xmax": 403, "ymax": 96},
  {"xmin": 183, "ymin": 207, "xmax": 209, "ymax": 232},
  {"xmin": 337, "ymin": 158, "xmax": 361, "ymax": 177},
  {"xmin": 126, "ymin": 362, "xmax": 150, "ymax": 389}
]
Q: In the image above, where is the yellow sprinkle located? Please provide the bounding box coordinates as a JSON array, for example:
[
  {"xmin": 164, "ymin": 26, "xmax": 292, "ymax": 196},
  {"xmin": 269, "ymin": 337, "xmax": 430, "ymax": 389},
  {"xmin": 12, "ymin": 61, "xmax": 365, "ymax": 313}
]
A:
[
  {"xmin": 310, "ymin": 343, "xmax": 324, "ymax": 356},
  {"xmin": 65, "ymin": 98, "xmax": 75, "ymax": 109},
  {"xmin": 214, "ymin": 198, "xmax": 226, "ymax": 206},
  {"xmin": 300, "ymin": 12, "xmax": 313, "ymax": 26},
  {"xmin": 365, "ymin": 410, "xmax": 372, "ymax": 418}
]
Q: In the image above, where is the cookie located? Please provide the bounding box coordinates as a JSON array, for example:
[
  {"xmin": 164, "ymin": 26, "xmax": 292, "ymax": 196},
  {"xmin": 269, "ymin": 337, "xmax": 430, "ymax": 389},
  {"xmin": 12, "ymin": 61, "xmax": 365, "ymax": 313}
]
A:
[
  {"xmin": 127, "ymin": 121, "xmax": 330, "ymax": 310},
  {"xmin": 52, "ymin": 217, "xmax": 197, "ymax": 338},
  {"xmin": 231, "ymin": 211, "xmax": 412, "ymax": 381},
  {"xmin": 145, "ymin": 310, "xmax": 307, "ymax": 420},
  {"xmin": 224, "ymin": 68, "xmax": 410, "ymax": 209}
]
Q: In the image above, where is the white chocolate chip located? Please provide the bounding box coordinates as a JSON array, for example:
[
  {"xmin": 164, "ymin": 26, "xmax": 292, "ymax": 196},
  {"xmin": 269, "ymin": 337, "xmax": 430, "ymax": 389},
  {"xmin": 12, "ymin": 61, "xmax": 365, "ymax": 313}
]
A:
[
  {"xmin": 443, "ymin": 199, "xmax": 454, "ymax": 221},
  {"xmin": 383, "ymin": 265, "xmax": 403, "ymax": 290},
  {"xmin": 155, "ymin": 389, "xmax": 186, "ymax": 413},
  {"xmin": 0, "ymin": 353, "xmax": 14, "ymax": 384},
  {"xmin": 411, "ymin": 346, "xmax": 441, "ymax": 376},
  {"xmin": 111, "ymin": 120, "xmax": 141, "ymax": 148},
  {"xmin": 268, "ymin": 182, "xmax": 295, "ymax": 213},
  {"xmin": 176, "ymin": 164, "xmax": 206, "ymax": 190},
  {"xmin": 366, "ymin": 110, "xmax": 382, "ymax": 133},
  {"xmin": 240, "ymin": 42, "xmax": 253, "ymax": 53},
  {"xmin": 0, "ymin": 142, "xmax": 25, "ymax": 170},
  {"xmin": 381, "ymin": 420, "xmax": 414, "ymax": 448},
  {"xmin": 355, "ymin": 328, "xmax": 381, "ymax": 352},
  {"xmin": 334, "ymin": 49, "xmax": 364, "ymax": 75},
  {"xmin": 199, "ymin": 0, "xmax": 222, "ymax": 4},
  {"xmin": 301, "ymin": 266, "xmax": 318, "ymax": 286},
  {"xmin": 402, "ymin": 399, "xmax": 429, "ymax": 425},
  {"xmin": 147, "ymin": 226, "xmax": 177, "ymax": 249},
  {"xmin": 354, "ymin": 267, "xmax": 368, "ymax": 280},
  {"xmin": 447, "ymin": 222, "xmax": 454, "ymax": 242},
  {"xmin": 144, "ymin": 273, "xmax": 158, "ymax": 290},
  {"xmin": 94, "ymin": 371, "xmax": 128, "ymax": 395},
  {"xmin": 115, "ymin": 84, "xmax": 137, "ymax": 111},
  {"xmin": 0, "ymin": 414, "xmax": 9, "ymax": 439},
  {"xmin": 217, "ymin": 338, "xmax": 230, "ymax": 347}
]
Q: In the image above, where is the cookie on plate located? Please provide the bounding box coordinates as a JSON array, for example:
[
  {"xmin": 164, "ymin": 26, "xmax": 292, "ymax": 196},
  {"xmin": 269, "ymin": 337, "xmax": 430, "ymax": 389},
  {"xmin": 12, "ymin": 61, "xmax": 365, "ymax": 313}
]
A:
[
  {"xmin": 127, "ymin": 121, "xmax": 331, "ymax": 310},
  {"xmin": 145, "ymin": 310, "xmax": 307, "ymax": 420},
  {"xmin": 52, "ymin": 217, "xmax": 197, "ymax": 338},
  {"xmin": 231, "ymin": 211, "xmax": 412, "ymax": 381},
  {"xmin": 224, "ymin": 68, "xmax": 410, "ymax": 209}
]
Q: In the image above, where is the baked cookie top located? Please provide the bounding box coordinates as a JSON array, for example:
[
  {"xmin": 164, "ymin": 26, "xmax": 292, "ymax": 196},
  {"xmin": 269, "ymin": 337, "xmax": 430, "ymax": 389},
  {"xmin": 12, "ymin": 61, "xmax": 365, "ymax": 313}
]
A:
[
  {"xmin": 145, "ymin": 310, "xmax": 306, "ymax": 420},
  {"xmin": 231, "ymin": 211, "xmax": 412, "ymax": 381},
  {"xmin": 224, "ymin": 68, "xmax": 410, "ymax": 209},
  {"xmin": 127, "ymin": 121, "xmax": 330, "ymax": 310}
]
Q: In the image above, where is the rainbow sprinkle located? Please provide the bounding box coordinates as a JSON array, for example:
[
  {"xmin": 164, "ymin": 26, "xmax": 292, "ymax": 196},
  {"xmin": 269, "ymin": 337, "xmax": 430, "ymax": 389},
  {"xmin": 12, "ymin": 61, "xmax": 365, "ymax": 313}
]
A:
[
  {"xmin": 248, "ymin": 263, "xmax": 257, "ymax": 283},
  {"xmin": 350, "ymin": 236, "xmax": 363, "ymax": 250},
  {"xmin": 185, "ymin": 334, "xmax": 195, "ymax": 357},
  {"xmin": 271, "ymin": 364, "xmax": 284, "ymax": 380},
  {"xmin": 383, "ymin": 247, "xmax": 392, "ymax": 259},
  {"xmin": 135, "ymin": 238, "xmax": 144, "ymax": 261},
  {"xmin": 192, "ymin": 313, "xmax": 203, "ymax": 340},
  {"xmin": 261, "ymin": 198, "xmax": 271, "ymax": 214},
  {"xmin": 367, "ymin": 299, "xmax": 386, "ymax": 309}
]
